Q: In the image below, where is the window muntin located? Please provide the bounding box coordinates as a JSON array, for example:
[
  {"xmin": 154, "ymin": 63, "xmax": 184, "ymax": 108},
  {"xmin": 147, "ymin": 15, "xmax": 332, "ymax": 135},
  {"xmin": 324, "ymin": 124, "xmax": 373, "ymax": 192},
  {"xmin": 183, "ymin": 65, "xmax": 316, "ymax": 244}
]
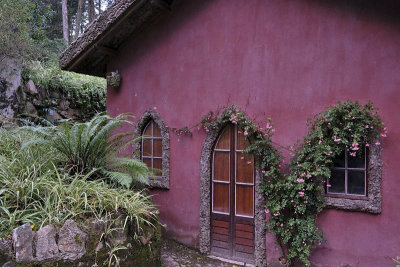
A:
[
  {"xmin": 141, "ymin": 120, "xmax": 162, "ymax": 177},
  {"xmin": 328, "ymin": 147, "xmax": 367, "ymax": 196}
]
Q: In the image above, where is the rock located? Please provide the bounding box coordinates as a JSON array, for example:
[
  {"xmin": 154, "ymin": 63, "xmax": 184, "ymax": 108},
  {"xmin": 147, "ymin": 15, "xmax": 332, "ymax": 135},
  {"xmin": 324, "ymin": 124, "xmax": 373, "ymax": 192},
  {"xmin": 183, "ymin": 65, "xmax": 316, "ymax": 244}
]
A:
[
  {"xmin": 0, "ymin": 238, "xmax": 12, "ymax": 264},
  {"xmin": 25, "ymin": 102, "xmax": 38, "ymax": 116},
  {"xmin": 58, "ymin": 100, "xmax": 70, "ymax": 111},
  {"xmin": 95, "ymin": 241, "xmax": 103, "ymax": 252},
  {"xmin": 58, "ymin": 220, "xmax": 87, "ymax": 261},
  {"xmin": 2, "ymin": 261, "xmax": 14, "ymax": 267},
  {"xmin": 24, "ymin": 80, "xmax": 38, "ymax": 95},
  {"xmin": 12, "ymin": 223, "xmax": 33, "ymax": 263},
  {"xmin": 110, "ymin": 218, "xmax": 128, "ymax": 246},
  {"xmin": 34, "ymin": 224, "xmax": 59, "ymax": 262},
  {"xmin": 45, "ymin": 109, "xmax": 63, "ymax": 123}
]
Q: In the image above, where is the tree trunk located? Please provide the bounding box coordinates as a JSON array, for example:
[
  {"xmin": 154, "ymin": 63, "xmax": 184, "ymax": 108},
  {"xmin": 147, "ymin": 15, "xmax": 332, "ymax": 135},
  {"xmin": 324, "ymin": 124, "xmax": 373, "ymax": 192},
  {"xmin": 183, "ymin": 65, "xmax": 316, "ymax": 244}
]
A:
[
  {"xmin": 74, "ymin": 0, "xmax": 84, "ymax": 40},
  {"xmin": 62, "ymin": 0, "xmax": 69, "ymax": 43},
  {"xmin": 97, "ymin": 0, "xmax": 102, "ymax": 14},
  {"xmin": 88, "ymin": 0, "xmax": 95, "ymax": 23}
]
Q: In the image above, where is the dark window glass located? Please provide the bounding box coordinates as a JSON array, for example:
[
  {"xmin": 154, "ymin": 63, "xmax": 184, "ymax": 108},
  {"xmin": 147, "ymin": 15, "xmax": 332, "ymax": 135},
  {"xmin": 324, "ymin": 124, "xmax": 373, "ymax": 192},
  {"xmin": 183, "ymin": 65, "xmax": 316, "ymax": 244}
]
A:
[
  {"xmin": 328, "ymin": 170, "xmax": 345, "ymax": 194},
  {"xmin": 328, "ymin": 146, "xmax": 366, "ymax": 196},
  {"xmin": 348, "ymin": 171, "xmax": 365, "ymax": 195}
]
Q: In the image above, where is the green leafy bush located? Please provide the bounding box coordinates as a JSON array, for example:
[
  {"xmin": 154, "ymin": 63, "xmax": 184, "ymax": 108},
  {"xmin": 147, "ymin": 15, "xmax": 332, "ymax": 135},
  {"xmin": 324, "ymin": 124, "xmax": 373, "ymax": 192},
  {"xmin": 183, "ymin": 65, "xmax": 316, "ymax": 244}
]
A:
[
  {"xmin": 22, "ymin": 113, "xmax": 151, "ymax": 188},
  {"xmin": 0, "ymin": 119, "xmax": 158, "ymax": 237}
]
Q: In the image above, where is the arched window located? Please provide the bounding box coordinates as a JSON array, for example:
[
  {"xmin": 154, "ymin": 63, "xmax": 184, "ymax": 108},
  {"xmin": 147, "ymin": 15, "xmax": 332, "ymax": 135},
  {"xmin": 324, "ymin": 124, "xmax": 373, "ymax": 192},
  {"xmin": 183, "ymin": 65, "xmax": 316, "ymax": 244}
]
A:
[
  {"xmin": 211, "ymin": 124, "xmax": 255, "ymax": 263},
  {"xmin": 141, "ymin": 120, "xmax": 163, "ymax": 177},
  {"xmin": 133, "ymin": 108, "xmax": 170, "ymax": 189}
]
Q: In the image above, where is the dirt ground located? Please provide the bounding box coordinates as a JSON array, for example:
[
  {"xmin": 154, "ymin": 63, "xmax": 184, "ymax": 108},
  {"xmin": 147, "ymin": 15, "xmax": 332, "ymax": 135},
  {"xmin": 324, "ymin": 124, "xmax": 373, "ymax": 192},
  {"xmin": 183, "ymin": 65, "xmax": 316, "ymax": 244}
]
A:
[{"xmin": 160, "ymin": 239, "xmax": 253, "ymax": 267}]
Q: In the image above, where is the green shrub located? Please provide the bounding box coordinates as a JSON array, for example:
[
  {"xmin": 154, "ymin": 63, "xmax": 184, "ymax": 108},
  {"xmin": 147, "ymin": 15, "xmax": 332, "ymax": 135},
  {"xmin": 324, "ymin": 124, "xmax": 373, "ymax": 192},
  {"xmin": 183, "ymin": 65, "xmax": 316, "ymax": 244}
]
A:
[
  {"xmin": 22, "ymin": 113, "xmax": 151, "ymax": 188},
  {"xmin": 0, "ymin": 127, "xmax": 158, "ymax": 236}
]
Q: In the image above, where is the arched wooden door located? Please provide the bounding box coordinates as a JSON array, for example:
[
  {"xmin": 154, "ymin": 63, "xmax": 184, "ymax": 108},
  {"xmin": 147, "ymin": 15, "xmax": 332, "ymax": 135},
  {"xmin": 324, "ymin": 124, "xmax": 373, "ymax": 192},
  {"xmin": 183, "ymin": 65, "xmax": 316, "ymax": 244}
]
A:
[{"xmin": 211, "ymin": 124, "xmax": 255, "ymax": 263}]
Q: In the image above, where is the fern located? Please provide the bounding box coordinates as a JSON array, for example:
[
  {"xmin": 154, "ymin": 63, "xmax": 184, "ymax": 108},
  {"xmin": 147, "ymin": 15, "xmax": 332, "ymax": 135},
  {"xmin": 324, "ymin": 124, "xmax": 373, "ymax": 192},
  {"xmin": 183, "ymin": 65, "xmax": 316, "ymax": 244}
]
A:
[{"xmin": 21, "ymin": 113, "xmax": 150, "ymax": 188}]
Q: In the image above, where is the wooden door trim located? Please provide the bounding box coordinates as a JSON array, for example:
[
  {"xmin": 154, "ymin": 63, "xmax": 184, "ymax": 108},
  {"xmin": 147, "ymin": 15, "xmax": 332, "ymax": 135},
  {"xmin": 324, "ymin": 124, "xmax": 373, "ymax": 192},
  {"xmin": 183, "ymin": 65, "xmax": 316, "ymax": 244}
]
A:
[{"xmin": 200, "ymin": 115, "xmax": 268, "ymax": 267}]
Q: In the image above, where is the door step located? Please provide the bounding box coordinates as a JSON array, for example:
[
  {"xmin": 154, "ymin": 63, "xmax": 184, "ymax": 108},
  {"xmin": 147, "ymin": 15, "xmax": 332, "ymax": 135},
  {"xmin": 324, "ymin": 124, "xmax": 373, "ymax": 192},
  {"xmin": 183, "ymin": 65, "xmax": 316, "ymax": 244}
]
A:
[{"xmin": 208, "ymin": 255, "xmax": 255, "ymax": 267}]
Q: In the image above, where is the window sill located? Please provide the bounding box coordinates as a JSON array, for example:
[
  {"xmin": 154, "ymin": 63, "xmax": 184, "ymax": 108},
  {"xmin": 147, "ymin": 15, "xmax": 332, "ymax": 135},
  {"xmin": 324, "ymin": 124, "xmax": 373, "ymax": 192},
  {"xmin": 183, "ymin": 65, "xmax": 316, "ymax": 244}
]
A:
[{"xmin": 325, "ymin": 193, "xmax": 368, "ymax": 201}]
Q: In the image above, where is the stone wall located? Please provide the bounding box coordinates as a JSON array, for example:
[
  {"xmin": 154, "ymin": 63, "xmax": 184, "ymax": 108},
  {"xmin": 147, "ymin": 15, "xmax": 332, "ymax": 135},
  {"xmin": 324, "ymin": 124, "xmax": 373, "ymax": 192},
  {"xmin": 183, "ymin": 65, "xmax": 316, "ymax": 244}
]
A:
[
  {"xmin": 0, "ymin": 58, "xmax": 105, "ymax": 126},
  {"xmin": 0, "ymin": 219, "xmax": 161, "ymax": 267}
]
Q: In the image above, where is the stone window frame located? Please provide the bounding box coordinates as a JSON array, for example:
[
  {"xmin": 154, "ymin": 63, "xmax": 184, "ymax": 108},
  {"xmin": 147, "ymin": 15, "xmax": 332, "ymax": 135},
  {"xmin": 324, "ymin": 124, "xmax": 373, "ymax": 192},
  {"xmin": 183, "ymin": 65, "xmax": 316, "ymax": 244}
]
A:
[
  {"xmin": 133, "ymin": 108, "xmax": 170, "ymax": 189},
  {"xmin": 199, "ymin": 117, "xmax": 267, "ymax": 267},
  {"xmin": 324, "ymin": 139, "xmax": 382, "ymax": 214}
]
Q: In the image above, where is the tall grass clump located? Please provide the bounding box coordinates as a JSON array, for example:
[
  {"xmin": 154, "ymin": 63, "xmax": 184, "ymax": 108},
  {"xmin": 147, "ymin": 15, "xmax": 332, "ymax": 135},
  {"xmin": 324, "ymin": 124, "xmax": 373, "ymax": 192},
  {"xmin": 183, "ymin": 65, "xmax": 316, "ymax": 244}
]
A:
[{"xmin": 0, "ymin": 117, "xmax": 158, "ymax": 237}]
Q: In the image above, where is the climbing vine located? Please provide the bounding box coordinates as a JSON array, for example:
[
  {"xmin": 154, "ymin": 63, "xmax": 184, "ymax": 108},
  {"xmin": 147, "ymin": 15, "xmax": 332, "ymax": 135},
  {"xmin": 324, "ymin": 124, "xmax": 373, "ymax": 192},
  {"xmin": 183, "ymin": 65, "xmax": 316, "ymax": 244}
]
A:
[
  {"xmin": 263, "ymin": 101, "xmax": 386, "ymax": 265},
  {"xmin": 177, "ymin": 101, "xmax": 385, "ymax": 266},
  {"xmin": 199, "ymin": 105, "xmax": 283, "ymax": 190}
]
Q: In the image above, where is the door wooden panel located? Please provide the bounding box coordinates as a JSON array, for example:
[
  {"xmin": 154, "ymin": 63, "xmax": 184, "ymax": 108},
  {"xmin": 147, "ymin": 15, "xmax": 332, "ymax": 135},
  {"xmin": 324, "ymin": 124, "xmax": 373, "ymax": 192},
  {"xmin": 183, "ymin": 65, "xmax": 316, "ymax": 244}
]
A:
[{"xmin": 211, "ymin": 125, "xmax": 255, "ymax": 263}]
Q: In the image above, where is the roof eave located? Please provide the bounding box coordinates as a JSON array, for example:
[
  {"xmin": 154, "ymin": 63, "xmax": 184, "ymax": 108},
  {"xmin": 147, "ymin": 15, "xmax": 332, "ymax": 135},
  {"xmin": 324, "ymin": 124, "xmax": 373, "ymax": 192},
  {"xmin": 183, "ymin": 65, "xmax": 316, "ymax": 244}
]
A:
[{"xmin": 60, "ymin": 0, "xmax": 172, "ymax": 77}]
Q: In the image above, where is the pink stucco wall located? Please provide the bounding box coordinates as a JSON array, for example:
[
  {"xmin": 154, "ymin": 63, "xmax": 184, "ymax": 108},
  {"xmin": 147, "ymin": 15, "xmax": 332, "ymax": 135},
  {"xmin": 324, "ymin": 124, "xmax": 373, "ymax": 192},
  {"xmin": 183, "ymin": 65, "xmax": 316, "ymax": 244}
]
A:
[{"xmin": 107, "ymin": 0, "xmax": 400, "ymax": 265}]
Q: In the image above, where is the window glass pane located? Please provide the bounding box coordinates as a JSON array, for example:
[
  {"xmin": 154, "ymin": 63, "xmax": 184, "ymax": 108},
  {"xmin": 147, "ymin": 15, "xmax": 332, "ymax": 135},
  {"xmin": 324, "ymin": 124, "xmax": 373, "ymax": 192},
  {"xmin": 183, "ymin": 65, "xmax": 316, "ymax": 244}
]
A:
[
  {"xmin": 348, "ymin": 147, "xmax": 365, "ymax": 169},
  {"xmin": 216, "ymin": 127, "xmax": 230, "ymax": 150},
  {"xmin": 153, "ymin": 124, "xmax": 161, "ymax": 137},
  {"xmin": 236, "ymin": 185, "xmax": 253, "ymax": 217},
  {"xmin": 236, "ymin": 152, "xmax": 254, "ymax": 184},
  {"xmin": 213, "ymin": 183, "xmax": 229, "ymax": 213},
  {"xmin": 153, "ymin": 159, "xmax": 162, "ymax": 176},
  {"xmin": 328, "ymin": 169, "xmax": 345, "ymax": 194},
  {"xmin": 237, "ymin": 129, "xmax": 250, "ymax": 150},
  {"xmin": 348, "ymin": 170, "xmax": 365, "ymax": 195},
  {"xmin": 213, "ymin": 152, "xmax": 230, "ymax": 182},
  {"xmin": 143, "ymin": 140, "xmax": 152, "ymax": 156},
  {"xmin": 143, "ymin": 158, "xmax": 152, "ymax": 169},
  {"xmin": 153, "ymin": 140, "xmax": 162, "ymax": 157},
  {"xmin": 144, "ymin": 122, "xmax": 152, "ymax": 136},
  {"xmin": 333, "ymin": 150, "xmax": 345, "ymax": 168}
]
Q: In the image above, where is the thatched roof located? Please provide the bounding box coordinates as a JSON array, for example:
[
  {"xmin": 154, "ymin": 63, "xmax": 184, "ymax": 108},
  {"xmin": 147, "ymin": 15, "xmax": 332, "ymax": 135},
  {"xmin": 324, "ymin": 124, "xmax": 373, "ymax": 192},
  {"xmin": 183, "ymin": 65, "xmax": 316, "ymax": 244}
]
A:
[{"xmin": 59, "ymin": 0, "xmax": 173, "ymax": 77}]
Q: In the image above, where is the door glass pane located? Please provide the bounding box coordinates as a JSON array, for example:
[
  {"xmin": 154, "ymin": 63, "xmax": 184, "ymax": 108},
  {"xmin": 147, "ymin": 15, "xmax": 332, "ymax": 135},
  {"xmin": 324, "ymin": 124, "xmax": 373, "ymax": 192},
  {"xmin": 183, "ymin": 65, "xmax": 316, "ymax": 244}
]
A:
[
  {"xmin": 328, "ymin": 169, "xmax": 345, "ymax": 194},
  {"xmin": 236, "ymin": 185, "xmax": 253, "ymax": 217},
  {"xmin": 153, "ymin": 159, "xmax": 162, "ymax": 176},
  {"xmin": 213, "ymin": 152, "xmax": 230, "ymax": 182},
  {"xmin": 348, "ymin": 170, "xmax": 365, "ymax": 195},
  {"xmin": 213, "ymin": 183, "xmax": 229, "ymax": 213},
  {"xmin": 237, "ymin": 129, "xmax": 250, "ymax": 150},
  {"xmin": 216, "ymin": 127, "xmax": 230, "ymax": 150},
  {"xmin": 143, "ymin": 140, "xmax": 152, "ymax": 156},
  {"xmin": 153, "ymin": 139, "xmax": 162, "ymax": 157},
  {"xmin": 348, "ymin": 147, "xmax": 365, "ymax": 169},
  {"xmin": 236, "ymin": 152, "xmax": 254, "ymax": 184}
]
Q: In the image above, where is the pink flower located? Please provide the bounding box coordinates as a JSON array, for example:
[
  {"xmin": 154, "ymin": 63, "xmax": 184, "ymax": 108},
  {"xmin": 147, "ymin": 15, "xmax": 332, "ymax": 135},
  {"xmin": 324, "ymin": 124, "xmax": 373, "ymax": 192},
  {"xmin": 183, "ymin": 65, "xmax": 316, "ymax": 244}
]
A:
[
  {"xmin": 273, "ymin": 211, "xmax": 280, "ymax": 216},
  {"xmin": 307, "ymin": 174, "xmax": 312, "ymax": 178},
  {"xmin": 247, "ymin": 161, "xmax": 252, "ymax": 165},
  {"xmin": 297, "ymin": 178, "xmax": 305, "ymax": 183},
  {"xmin": 304, "ymin": 201, "xmax": 308, "ymax": 204},
  {"xmin": 326, "ymin": 184, "xmax": 331, "ymax": 188},
  {"xmin": 348, "ymin": 128, "xmax": 351, "ymax": 131},
  {"xmin": 318, "ymin": 140, "xmax": 322, "ymax": 145},
  {"xmin": 265, "ymin": 209, "xmax": 269, "ymax": 214},
  {"xmin": 380, "ymin": 133, "xmax": 387, "ymax": 138},
  {"xmin": 244, "ymin": 131, "xmax": 248, "ymax": 136},
  {"xmin": 291, "ymin": 200, "xmax": 294, "ymax": 203},
  {"xmin": 153, "ymin": 107, "xmax": 157, "ymax": 110},
  {"xmin": 366, "ymin": 143, "xmax": 370, "ymax": 147},
  {"xmin": 280, "ymin": 224, "xmax": 284, "ymax": 227},
  {"xmin": 299, "ymin": 192, "xmax": 305, "ymax": 197},
  {"xmin": 262, "ymin": 170, "xmax": 266, "ymax": 174},
  {"xmin": 349, "ymin": 152, "xmax": 356, "ymax": 157},
  {"xmin": 241, "ymin": 156, "xmax": 244, "ymax": 160},
  {"xmin": 375, "ymin": 141, "xmax": 381, "ymax": 145},
  {"xmin": 237, "ymin": 130, "xmax": 242, "ymax": 134},
  {"xmin": 327, "ymin": 151, "xmax": 333, "ymax": 156},
  {"xmin": 333, "ymin": 136, "xmax": 341, "ymax": 142},
  {"xmin": 365, "ymin": 125, "xmax": 369, "ymax": 129},
  {"xmin": 266, "ymin": 122, "xmax": 273, "ymax": 129}
]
